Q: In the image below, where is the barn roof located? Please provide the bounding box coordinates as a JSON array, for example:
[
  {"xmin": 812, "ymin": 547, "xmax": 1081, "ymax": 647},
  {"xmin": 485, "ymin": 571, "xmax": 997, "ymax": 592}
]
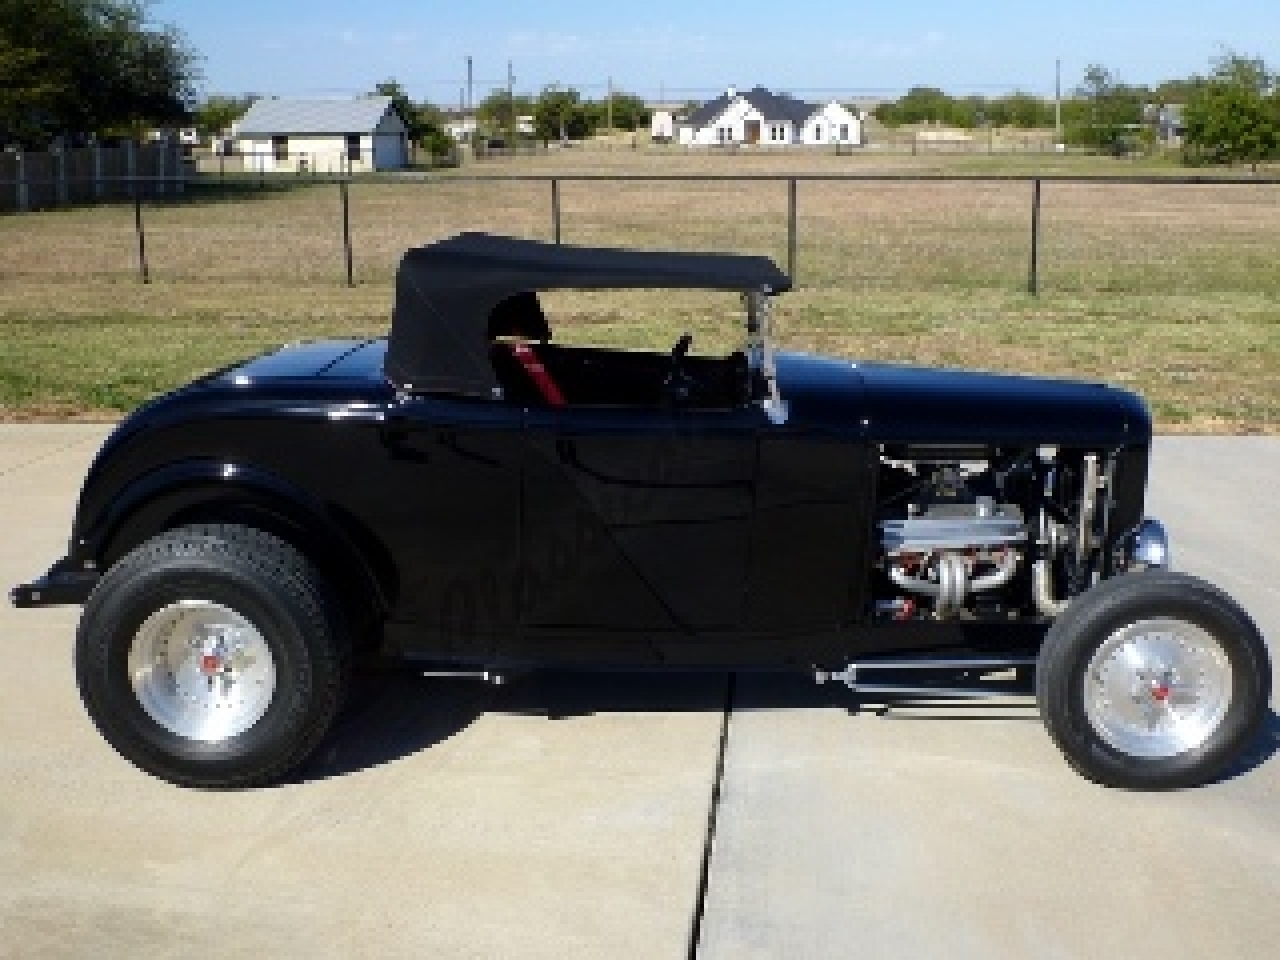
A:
[{"xmin": 235, "ymin": 97, "xmax": 397, "ymax": 136}]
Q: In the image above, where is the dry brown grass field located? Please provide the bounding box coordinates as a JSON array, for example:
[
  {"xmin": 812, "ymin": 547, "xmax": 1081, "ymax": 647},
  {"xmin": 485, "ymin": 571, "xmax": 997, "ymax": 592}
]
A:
[{"xmin": 1, "ymin": 149, "xmax": 1277, "ymax": 430}]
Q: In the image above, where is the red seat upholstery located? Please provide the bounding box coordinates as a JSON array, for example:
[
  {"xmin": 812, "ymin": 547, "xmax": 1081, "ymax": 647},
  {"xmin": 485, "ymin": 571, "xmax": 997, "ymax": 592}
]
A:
[{"xmin": 509, "ymin": 343, "xmax": 566, "ymax": 407}]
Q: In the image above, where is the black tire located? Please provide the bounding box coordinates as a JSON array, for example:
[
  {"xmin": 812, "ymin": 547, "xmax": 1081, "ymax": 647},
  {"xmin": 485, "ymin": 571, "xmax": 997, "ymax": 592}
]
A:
[
  {"xmin": 1037, "ymin": 570, "xmax": 1271, "ymax": 790},
  {"xmin": 75, "ymin": 524, "xmax": 351, "ymax": 789}
]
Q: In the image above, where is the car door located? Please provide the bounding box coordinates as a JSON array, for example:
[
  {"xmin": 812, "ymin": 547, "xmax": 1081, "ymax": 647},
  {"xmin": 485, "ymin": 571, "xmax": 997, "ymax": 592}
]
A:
[
  {"xmin": 375, "ymin": 395, "xmax": 524, "ymax": 659},
  {"xmin": 516, "ymin": 403, "xmax": 762, "ymax": 655}
]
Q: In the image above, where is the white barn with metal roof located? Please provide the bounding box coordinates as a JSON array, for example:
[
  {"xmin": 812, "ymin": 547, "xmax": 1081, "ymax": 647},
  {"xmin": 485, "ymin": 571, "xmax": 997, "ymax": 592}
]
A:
[{"xmin": 232, "ymin": 96, "xmax": 409, "ymax": 173}]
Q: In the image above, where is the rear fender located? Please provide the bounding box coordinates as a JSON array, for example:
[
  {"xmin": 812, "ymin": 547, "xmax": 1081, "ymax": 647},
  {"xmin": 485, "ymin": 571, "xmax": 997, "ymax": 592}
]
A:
[{"xmin": 83, "ymin": 459, "xmax": 396, "ymax": 624}]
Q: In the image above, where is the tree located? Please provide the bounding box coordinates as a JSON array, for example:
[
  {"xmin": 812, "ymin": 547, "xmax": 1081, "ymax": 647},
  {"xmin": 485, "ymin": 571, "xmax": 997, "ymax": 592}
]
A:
[
  {"xmin": 474, "ymin": 88, "xmax": 534, "ymax": 139},
  {"xmin": 1206, "ymin": 52, "xmax": 1273, "ymax": 93},
  {"xmin": 0, "ymin": 0, "xmax": 197, "ymax": 145},
  {"xmin": 874, "ymin": 87, "xmax": 954, "ymax": 126},
  {"xmin": 1154, "ymin": 76, "xmax": 1207, "ymax": 105},
  {"xmin": 597, "ymin": 91, "xmax": 649, "ymax": 132},
  {"xmin": 1065, "ymin": 64, "xmax": 1143, "ymax": 153},
  {"xmin": 1183, "ymin": 52, "xmax": 1279, "ymax": 169},
  {"xmin": 1003, "ymin": 92, "xmax": 1053, "ymax": 129},
  {"xmin": 193, "ymin": 94, "xmax": 256, "ymax": 137},
  {"xmin": 533, "ymin": 86, "xmax": 591, "ymax": 141}
]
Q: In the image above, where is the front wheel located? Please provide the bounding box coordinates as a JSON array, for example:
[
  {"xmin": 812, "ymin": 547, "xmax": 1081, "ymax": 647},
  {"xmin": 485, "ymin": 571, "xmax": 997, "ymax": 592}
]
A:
[
  {"xmin": 76, "ymin": 525, "xmax": 350, "ymax": 789},
  {"xmin": 1037, "ymin": 571, "xmax": 1271, "ymax": 790}
]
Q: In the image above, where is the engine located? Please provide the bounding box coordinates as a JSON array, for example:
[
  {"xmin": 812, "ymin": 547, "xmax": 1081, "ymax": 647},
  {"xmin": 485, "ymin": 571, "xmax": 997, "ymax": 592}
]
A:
[{"xmin": 873, "ymin": 453, "xmax": 1105, "ymax": 622}]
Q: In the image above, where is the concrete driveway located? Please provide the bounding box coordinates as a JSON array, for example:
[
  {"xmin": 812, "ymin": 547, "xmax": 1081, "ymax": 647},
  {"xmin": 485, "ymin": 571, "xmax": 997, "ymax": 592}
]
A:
[{"xmin": 1, "ymin": 427, "xmax": 1276, "ymax": 959}]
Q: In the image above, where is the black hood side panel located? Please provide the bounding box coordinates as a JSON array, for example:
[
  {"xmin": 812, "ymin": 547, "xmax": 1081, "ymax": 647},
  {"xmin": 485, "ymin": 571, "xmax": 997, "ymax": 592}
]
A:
[{"xmin": 776, "ymin": 353, "xmax": 1150, "ymax": 448}]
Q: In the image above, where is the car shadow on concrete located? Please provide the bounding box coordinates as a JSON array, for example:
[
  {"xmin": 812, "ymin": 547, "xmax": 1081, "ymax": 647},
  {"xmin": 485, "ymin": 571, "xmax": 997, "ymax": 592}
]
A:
[
  {"xmin": 293, "ymin": 669, "xmax": 492, "ymax": 784},
  {"xmin": 295, "ymin": 668, "xmax": 736, "ymax": 783},
  {"xmin": 295, "ymin": 667, "xmax": 1279, "ymax": 785},
  {"xmin": 293, "ymin": 668, "xmax": 1049, "ymax": 783}
]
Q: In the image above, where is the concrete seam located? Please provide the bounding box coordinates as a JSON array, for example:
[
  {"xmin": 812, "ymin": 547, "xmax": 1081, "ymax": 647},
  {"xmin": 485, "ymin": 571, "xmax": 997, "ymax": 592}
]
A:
[
  {"xmin": 0, "ymin": 437, "xmax": 101, "ymax": 479},
  {"xmin": 686, "ymin": 670, "xmax": 735, "ymax": 960}
]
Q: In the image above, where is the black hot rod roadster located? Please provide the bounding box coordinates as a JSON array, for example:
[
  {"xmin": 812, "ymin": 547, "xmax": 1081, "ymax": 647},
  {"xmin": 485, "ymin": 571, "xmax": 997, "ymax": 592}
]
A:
[{"xmin": 12, "ymin": 233, "xmax": 1271, "ymax": 790}]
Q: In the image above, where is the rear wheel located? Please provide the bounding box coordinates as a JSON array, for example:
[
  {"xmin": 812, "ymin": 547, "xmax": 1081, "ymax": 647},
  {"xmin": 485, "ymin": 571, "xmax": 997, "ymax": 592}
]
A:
[
  {"xmin": 1037, "ymin": 571, "xmax": 1270, "ymax": 790},
  {"xmin": 76, "ymin": 525, "xmax": 350, "ymax": 789}
]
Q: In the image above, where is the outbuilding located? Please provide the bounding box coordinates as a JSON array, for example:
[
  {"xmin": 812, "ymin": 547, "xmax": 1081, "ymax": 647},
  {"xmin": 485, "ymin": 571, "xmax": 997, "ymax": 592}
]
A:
[{"xmin": 232, "ymin": 96, "xmax": 409, "ymax": 173}]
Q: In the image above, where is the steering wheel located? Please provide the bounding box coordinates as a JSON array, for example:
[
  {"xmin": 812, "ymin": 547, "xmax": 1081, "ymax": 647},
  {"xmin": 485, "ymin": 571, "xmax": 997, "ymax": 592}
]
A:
[{"xmin": 662, "ymin": 333, "xmax": 698, "ymax": 407}]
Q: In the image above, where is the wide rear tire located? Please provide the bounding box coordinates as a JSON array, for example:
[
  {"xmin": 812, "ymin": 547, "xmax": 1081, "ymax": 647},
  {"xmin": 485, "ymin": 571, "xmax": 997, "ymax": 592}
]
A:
[
  {"xmin": 1037, "ymin": 571, "xmax": 1270, "ymax": 790},
  {"xmin": 75, "ymin": 525, "xmax": 350, "ymax": 789}
]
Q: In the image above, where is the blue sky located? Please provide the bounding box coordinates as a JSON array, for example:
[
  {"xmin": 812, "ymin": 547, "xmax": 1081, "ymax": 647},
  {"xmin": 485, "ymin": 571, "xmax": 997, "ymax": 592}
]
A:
[{"xmin": 161, "ymin": 0, "xmax": 1280, "ymax": 104}]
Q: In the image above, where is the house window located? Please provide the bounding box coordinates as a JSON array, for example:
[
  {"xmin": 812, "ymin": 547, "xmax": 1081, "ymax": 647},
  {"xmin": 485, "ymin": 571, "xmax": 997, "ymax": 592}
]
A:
[
  {"xmin": 346, "ymin": 134, "xmax": 362, "ymax": 163},
  {"xmin": 271, "ymin": 135, "xmax": 288, "ymax": 161},
  {"xmin": 814, "ymin": 125, "xmax": 822, "ymax": 141},
  {"xmin": 839, "ymin": 124, "xmax": 849, "ymax": 141}
]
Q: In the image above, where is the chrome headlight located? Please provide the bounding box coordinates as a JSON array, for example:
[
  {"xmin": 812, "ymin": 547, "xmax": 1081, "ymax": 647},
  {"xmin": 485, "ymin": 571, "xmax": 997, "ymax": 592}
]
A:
[{"xmin": 1116, "ymin": 518, "xmax": 1170, "ymax": 572}]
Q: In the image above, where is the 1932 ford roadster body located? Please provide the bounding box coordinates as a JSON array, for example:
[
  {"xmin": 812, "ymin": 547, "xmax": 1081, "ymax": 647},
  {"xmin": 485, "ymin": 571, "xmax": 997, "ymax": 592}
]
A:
[{"xmin": 12, "ymin": 234, "xmax": 1271, "ymax": 790}]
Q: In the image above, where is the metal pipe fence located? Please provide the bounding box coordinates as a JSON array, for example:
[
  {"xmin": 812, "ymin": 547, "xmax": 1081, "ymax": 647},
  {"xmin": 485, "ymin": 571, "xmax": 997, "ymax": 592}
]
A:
[{"xmin": 3, "ymin": 171, "xmax": 1279, "ymax": 294}]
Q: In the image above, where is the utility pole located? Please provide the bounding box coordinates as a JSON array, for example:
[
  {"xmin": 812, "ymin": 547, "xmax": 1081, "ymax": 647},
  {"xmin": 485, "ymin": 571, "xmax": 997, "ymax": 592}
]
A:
[
  {"xmin": 1055, "ymin": 58, "xmax": 1062, "ymax": 142},
  {"xmin": 607, "ymin": 75, "xmax": 613, "ymax": 132},
  {"xmin": 507, "ymin": 59, "xmax": 515, "ymax": 139},
  {"xmin": 466, "ymin": 56, "xmax": 473, "ymax": 112}
]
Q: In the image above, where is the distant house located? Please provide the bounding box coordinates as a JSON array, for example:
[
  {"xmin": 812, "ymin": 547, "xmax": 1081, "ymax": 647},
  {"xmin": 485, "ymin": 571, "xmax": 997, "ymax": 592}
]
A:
[
  {"xmin": 146, "ymin": 127, "xmax": 201, "ymax": 148},
  {"xmin": 443, "ymin": 111, "xmax": 478, "ymax": 140},
  {"xmin": 1158, "ymin": 104, "xmax": 1186, "ymax": 146},
  {"xmin": 232, "ymin": 96, "xmax": 408, "ymax": 173},
  {"xmin": 678, "ymin": 86, "xmax": 864, "ymax": 147},
  {"xmin": 650, "ymin": 110, "xmax": 676, "ymax": 142}
]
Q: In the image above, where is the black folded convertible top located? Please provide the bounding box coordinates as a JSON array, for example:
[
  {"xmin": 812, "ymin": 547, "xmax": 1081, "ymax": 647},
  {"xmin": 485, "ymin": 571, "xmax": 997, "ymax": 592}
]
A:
[{"xmin": 384, "ymin": 233, "xmax": 791, "ymax": 395}]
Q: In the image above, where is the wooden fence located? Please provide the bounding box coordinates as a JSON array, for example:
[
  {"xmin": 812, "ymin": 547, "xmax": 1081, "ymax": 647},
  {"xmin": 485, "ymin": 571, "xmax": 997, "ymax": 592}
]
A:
[{"xmin": 0, "ymin": 143, "xmax": 185, "ymax": 213}]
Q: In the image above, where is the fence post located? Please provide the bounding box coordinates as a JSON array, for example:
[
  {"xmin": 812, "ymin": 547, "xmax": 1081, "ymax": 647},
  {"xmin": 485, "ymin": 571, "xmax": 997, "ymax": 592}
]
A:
[
  {"xmin": 125, "ymin": 140, "xmax": 136, "ymax": 202},
  {"xmin": 54, "ymin": 148, "xmax": 68, "ymax": 206},
  {"xmin": 551, "ymin": 178, "xmax": 561, "ymax": 244},
  {"xmin": 1027, "ymin": 178, "xmax": 1042, "ymax": 296},
  {"xmin": 134, "ymin": 188, "xmax": 150, "ymax": 284},
  {"xmin": 340, "ymin": 179, "xmax": 354, "ymax": 287},
  {"xmin": 15, "ymin": 150, "xmax": 28, "ymax": 213},
  {"xmin": 93, "ymin": 145, "xmax": 104, "ymax": 200},
  {"xmin": 786, "ymin": 178, "xmax": 798, "ymax": 284}
]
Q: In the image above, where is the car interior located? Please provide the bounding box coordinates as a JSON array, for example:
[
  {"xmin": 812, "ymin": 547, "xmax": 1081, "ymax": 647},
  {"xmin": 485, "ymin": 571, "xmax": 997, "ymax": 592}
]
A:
[{"xmin": 486, "ymin": 292, "xmax": 752, "ymax": 411}]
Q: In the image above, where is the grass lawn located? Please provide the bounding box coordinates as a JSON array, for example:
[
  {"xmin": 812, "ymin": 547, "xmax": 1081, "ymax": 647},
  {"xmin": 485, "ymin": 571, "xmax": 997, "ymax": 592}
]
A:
[{"xmin": 1, "ymin": 150, "xmax": 1277, "ymax": 431}]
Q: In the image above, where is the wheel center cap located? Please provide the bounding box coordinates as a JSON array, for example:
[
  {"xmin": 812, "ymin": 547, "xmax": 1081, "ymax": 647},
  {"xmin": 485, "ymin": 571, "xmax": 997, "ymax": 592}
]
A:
[
  {"xmin": 199, "ymin": 653, "xmax": 224, "ymax": 676},
  {"xmin": 1151, "ymin": 683, "xmax": 1171, "ymax": 703}
]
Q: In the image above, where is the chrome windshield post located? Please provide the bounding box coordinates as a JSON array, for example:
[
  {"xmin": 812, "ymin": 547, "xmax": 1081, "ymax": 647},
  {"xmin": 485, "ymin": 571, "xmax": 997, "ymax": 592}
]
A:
[{"xmin": 745, "ymin": 289, "xmax": 787, "ymax": 424}]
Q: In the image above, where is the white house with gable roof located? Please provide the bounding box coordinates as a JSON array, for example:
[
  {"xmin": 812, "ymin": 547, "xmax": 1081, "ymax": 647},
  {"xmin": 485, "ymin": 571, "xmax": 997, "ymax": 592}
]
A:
[
  {"xmin": 677, "ymin": 86, "xmax": 863, "ymax": 147},
  {"xmin": 232, "ymin": 96, "xmax": 408, "ymax": 173}
]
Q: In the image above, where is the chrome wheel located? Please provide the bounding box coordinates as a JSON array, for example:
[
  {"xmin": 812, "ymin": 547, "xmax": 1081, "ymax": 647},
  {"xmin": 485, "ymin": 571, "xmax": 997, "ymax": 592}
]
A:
[
  {"xmin": 1083, "ymin": 618, "xmax": 1232, "ymax": 759},
  {"xmin": 127, "ymin": 600, "xmax": 276, "ymax": 742}
]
